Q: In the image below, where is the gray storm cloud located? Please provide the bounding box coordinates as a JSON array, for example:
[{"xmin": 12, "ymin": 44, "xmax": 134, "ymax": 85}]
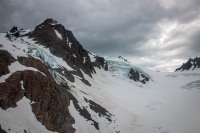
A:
[{"xmin": 0, "ymin": 0, "xmax": 199, "ymax": 71}]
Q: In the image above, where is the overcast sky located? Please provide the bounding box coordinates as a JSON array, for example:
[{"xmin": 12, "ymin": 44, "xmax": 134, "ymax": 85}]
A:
[{"xmin": 0, "ymin": 0, "xmax": 200, "ymax": 71}]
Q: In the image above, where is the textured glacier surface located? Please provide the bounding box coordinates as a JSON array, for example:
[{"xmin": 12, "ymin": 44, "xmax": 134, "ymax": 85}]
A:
[
  {"xmin": 107, "ymin": 59, "xmax": 151, "ymax": 81},
  {"xmin": 183, "ymin": 80, "xmax": 200, "ymax": 90}
]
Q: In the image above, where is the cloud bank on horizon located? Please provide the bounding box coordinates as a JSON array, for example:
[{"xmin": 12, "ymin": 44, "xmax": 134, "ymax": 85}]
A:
[{"xmin": 0, "ymin": 0, "xmax": 200, "ymax": 71}]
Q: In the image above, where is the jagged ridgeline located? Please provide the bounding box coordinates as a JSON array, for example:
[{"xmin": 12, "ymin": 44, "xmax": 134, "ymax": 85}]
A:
[{"xmin": 175, "ymin": 57, "xmax": 200, "ymax": 71}]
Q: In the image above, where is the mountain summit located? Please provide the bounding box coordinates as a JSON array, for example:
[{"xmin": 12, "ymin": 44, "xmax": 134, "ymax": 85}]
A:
[{"xmin": 28, "ymin": 18, "xmax": 108, "ymax": 77}]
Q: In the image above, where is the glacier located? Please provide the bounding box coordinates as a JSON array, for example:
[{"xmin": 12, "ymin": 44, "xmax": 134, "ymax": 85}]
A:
[{"xmin": 107, "ymin": 59, "xmax": 152, "ymax": 82}]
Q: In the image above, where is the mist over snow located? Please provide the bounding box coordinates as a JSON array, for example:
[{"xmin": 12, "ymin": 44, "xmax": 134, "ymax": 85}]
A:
[{"xmin": 0, "ymin": 0, "xmax": 200, "ymax": 71}]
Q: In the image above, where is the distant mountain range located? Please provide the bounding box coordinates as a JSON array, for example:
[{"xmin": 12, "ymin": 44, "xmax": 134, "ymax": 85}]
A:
[{"xmin": 175, "ymin": 57, "xmax": 200, "ymax": 72}]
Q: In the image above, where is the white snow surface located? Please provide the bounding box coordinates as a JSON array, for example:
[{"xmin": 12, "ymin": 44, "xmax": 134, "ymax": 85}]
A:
[
  {"xmin": 83, "ymin": 57, "xmax": 87, "ymax": 64},
  {"xmin": 88, "ymin": 52, "xmax": 96, "ymax": 62},
  {"xmin": 179, "ymin": 67, "xmax": 200, "ymax": 73},
  {"xmin": 0, "ymin": 97, "xmax": 57, "ymax": 133},
  {"xmin": 68, "ymin": 59, "xmax": 200, "ymax": 133},
  {"xmin": 69, "ymin": 100, "xmax": 100, "ymax": 133},
  {"xmin": 54, "ymin": 29, "xmax": 62, "ymax": 39},
  {"xmin": 0, "ymin": 61, "xmax": 44, "ymax": 83},
  {"xmin": 66, "ymin": 37, "xmax": 72, "ymax": 48}
]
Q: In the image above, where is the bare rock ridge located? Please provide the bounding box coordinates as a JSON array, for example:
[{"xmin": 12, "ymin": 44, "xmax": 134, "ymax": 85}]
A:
[
  {"xmin": 175, "ymin": 57, "xmax": 200, "ymax": 71},
  {"xmin": 118, "ymin": 56, "xmax": 130, "ymax": 63}
]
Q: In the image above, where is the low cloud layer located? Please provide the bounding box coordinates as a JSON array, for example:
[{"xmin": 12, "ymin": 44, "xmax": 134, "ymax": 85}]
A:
[{"xmin": 0, "ymin": 0, "xmax": 199, "ymax": 71}]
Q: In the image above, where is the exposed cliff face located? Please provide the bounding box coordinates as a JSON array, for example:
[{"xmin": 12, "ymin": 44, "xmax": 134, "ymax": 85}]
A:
[
  {"xmin": 0, "ymin": 50, "xmax": 16, "ymax": 76},
  {"xmin": 0, "ymin": 52, "xmax": 75, "ymax": 132}
]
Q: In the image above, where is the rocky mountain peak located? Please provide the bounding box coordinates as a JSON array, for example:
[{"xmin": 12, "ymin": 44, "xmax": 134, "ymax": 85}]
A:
[
  {"xmin": 28, "ymin": 18, "xmax": 108, "ymax": 77},
  {"xmin": 175, "ymin": 57, "xmax": 200, "ymax": 71},
  {"xmin": 10, "ymin": 26, "xmax": 19, "ymax": 33},
  {"xmin": 32, "ymin": 18, "xmax": 65, "ymax": 41},
  {"xmin": 43, "ymin": 18, "xmax": 59, "ymax": 25},
  {"xmin": 6, "ymin": 26, "xmax": 20, "ymax": 38}
]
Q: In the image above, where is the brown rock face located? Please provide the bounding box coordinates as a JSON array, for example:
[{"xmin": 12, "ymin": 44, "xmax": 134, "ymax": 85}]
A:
[
  {"xmin": 0, "ymin": 54, "xmax": 75, "ymax": 132},
  {"xmin": 17, "ymin": 57, "xmax": 52, "ymax": 77},
  {"xmin": 0, "ymin": 70, "xmax": 75, "ymax": 133},
  {"xmin": 0, "ymin": 72, "xmax": 23, "ymax": 109},
  {"xmin": 0, "ymin": 50, "xmax": 16, "ymax": 76}
]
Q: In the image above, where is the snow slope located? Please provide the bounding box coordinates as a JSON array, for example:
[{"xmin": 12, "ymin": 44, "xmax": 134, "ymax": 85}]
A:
[
  {"xmin": 68, "ymin": 59, "xmax": 200, "ymax": 133},
  {"xmin": 0, "ymin": 97, "xmax": 57, "ymax": 133}
]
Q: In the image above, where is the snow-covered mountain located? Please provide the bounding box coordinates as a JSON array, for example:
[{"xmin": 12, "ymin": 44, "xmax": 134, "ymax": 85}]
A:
[
  {"xmin": 175, "ymin": 57, "xmax": 200, "ymax": 72},
  {"xmin": 0, "ymin": 19, "xmax": 200, "ymax": 133}
]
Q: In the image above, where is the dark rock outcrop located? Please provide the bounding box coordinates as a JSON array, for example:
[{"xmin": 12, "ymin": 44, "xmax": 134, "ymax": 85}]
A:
[
  {"xmin": 92, "ymin": 56, "xmax": 108, "ymax": 71},
  {"xmin": 140, "ymin": 74, "xmax": 149, "ymax": 84},
  {"xmin": 66, "ymin": 92, "xmax": 99, "ymax": 130},
  {"xmin": 118, "ymin": 56, "xmax": 130, "ymax": 63},
  {"xmin": 0, "ymin": 125, "xmax": 7, "ymax": 133},
  {"xmin": 6, "ymin": 26, "xmax": 20, "ymax": 38},
  {"xmin": 0, "ymin": 50, "xmax": 16, "ymax": 76},
  {"xmin": 175, "ymin": 57, "xmax": 200, "ymax": 71},
  {"xmin": 10, "ymin": 26, "xmax": 18, "ymax": 33},
  {"xmin": 0, "ymin": 54, "xmax": 75, "ymax": 132},
  {"xmin": 17, "ymin": 57, "xmax": 52, "ymax": 77},
  {"xmin": 84, "ymin": 98, "xmax": 112, "ymax": 122},
  {"xmin": 129, "ymin": 68, "xmax": 149, "ymax": 84},
  {"xmin": 129, "ymin": 68, "xmax": 140, "ymax": 82}
]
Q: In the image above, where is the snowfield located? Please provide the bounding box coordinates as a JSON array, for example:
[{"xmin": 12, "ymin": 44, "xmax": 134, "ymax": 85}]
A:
[
  {"xmin": 69, "ymin": 59, "xmax": 200, "ymax": 133},
  {"xmin": 0, "ymin": 97, "xmax": 57, "ymax": 133}
]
